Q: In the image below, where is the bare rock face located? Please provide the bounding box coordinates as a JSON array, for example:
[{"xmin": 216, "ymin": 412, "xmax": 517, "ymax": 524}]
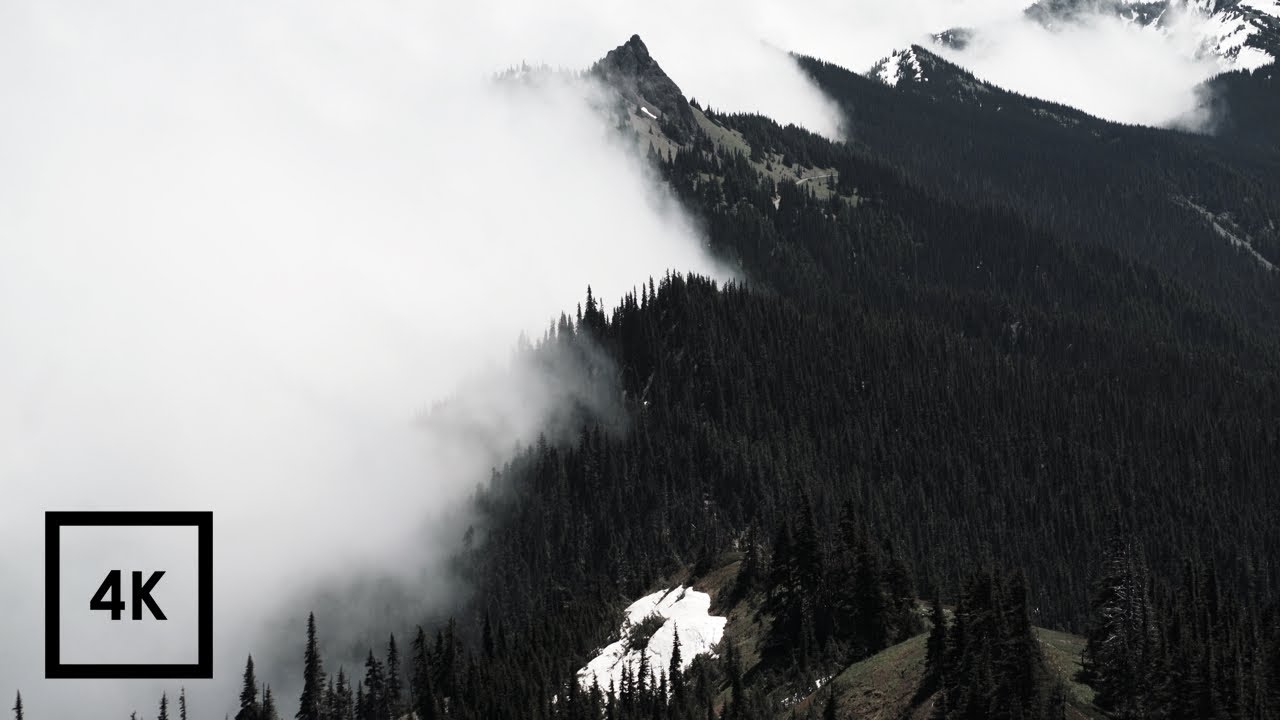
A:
[{"xmin": 591, "ymin": 34, "xmax": 700, "ymax": 143}]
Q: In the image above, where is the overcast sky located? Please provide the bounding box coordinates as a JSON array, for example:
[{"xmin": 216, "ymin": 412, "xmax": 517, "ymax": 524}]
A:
[{"xmin": 0, "ymin": 0, "xmax": 1253, "ymax": 716}]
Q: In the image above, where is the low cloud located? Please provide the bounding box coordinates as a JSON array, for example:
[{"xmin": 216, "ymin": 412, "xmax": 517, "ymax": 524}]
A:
[
  {"xmin": 936, "ymin": 8, "xmax": 1230, "ymax": 130},
  {"xmin": 0, "ymin": 1, "xmax": 721, "ymax": 715}
]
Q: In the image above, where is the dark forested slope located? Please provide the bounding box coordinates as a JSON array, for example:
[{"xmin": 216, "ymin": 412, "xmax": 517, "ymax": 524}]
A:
[{"xmin": 796, "ymin": 49, "xmax": 1280, "ymax": 340}]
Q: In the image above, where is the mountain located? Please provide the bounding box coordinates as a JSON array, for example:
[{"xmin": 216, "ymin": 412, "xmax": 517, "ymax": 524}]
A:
[
  {"xmin": 1026, "ymin": 0, "xmax": 1280, "ymax": 70},
  {"xmin": 591, "ymin": 34, "xmax": 701, "ymax": 144},
  {"xmin": 864, "ymin": 44, "xmax": 1017, "ymax": 104},
  {"xmin": 431, "ymin": 34, "xmax": 1280, "ymax": 719},
  {"xmin": 192, "ymin": 34, "xmax": 1280, "ymax": 720},
  {"xmin": 802, "ymin": 48, "xmax": 1280, "ymax": 344}
]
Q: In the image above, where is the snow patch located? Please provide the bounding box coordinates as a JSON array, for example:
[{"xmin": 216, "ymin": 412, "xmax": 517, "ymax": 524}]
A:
[
  {"xmin": 577, "ymin": 586, "xmax": 727, "ymax": 693},
  {"xmin": 1130, "ymin": 0, "xmax": 1278, "ymax": 71},
  {"xmin": 1242, "ymin": 0, "xmax": 1280, "ymax": 20},
  {"xmin": 870, "ymin": 48, "xmax": 925, "ymax": 87},
  {"xmin": 640, "ymin": 106, "xmax": 658, "ymax": 120}
]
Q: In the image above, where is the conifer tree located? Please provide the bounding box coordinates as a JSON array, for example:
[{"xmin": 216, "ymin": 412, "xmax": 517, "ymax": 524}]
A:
[
  {"xmin": 734, "ymin": 521, "xmax": 762, "ymax": 598},
  {"xmin": 637, "ymin": 650, "xmax": 650, "ymax": 702},
  {"xmin": 297, "ymin": 613, "xmax": 325, "ymax": 720},
  {"xmin": 410, "ymin": 627, "xmax": 437, "ymax": 720},
  {"xmin": 158, "ymin": 692, "xmax": 170, "ymax": 720},
  {"xmin": 823, "ymin": 691, "xmax": 837, "ymax": 720},
  {"xmin": 178, "ymin": 688, "xmax": 187, "ymax": 720},
  {"xmin": 669, "ymin": 624, "xmax": 684, "ymax": 701},
  {"xmin": 481, "ymin": 614, "xmax": 495, "ymax": 660},
  {"xmin": 1081, "ymin": 537, "xmax": 1155, "ymax": 716},
  {"xmin": 335, "ymin": 669, "xmax": 354, "ymax": 720},
  {"xmin": 924, "ymin": 595, "xmax": 948, "ymax": 689},
  {"xmin": 261, "ymin": 685, "xmax": 278, "ymax": 720},
  {"xmin": 385, "ymin": 634, "xmax": 403, "ymax": 717},
  {"xmin": 12, "ymin": 691, "xmax": 22, "ymax": 720},
  {"xmin": 237, "ymin": 655, "xmax": 260, "ymax": 720},
  {"xmin": 363, "ymin": 649, "xmax": 387, "ymax": 719}
]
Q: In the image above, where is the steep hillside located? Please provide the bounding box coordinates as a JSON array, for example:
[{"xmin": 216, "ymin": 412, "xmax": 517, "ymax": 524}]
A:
[
  {"xmin": 788, "ymin": 629, "xmax": 1105, "ymax": 720},
  {"xmin": 797, "ymin": 51, "xmax": 1280, "ymax": 340}
]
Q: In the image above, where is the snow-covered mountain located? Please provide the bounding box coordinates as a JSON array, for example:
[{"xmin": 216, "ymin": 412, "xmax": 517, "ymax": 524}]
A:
[{"xmin": 1026, "ymin": 0, "xmax": 1280, "ymax": 70}]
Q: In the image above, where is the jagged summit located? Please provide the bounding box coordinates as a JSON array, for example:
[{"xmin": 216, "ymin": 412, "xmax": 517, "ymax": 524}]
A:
[
  {"xmin": 1024, "ymin": 0, "xmax": 1280, "ymax": 70},
  {"xmin": 591, "ymin": 34, "xmax": 699, "ymax": 142}
]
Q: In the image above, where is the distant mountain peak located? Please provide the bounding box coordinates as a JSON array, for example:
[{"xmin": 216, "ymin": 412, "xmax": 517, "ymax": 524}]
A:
[
  {"xmin": 1024, "ymin": 0, "xmax": 1280, "ymax": 70},
  {"xmin": 591, "ymin": 34, "xmax": 699, "ymax": 142}
]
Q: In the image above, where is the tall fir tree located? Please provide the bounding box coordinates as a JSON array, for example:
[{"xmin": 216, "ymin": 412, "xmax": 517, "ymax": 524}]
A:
[
  {"xmin": 669, "ymin": 624, "xmax": 685, "ymax": 701},
  {"xmin": 297, "ymin": 613, "xmax": 325, "ymax": 720},
  {"xmin": 410, "ymin": 627, "xmax": 437, "ymax": 720},
  {"xmin": 12, "ymin": 691, "xmax": 21, "ymax": 720},
  {"xmin": 237, "ymin": 655, "xmax": 260, "ymax": 720},
  {"xmin": 385, "ymin": 634, "xmax": 403, "ymax": 718},
  {"xmin": 924, "ymin": 595, "xmax": 948, "ymax": 691},
  {"xmin": 1081, "ymin": 537, "xmax": 1155, "ymax": 717},
  {"xmin": 363, "ymin": 649, "xmax": 388, "ymax": 720},
  {"xmin": 261, "ymin": 685, "xmax": 279, "ymax": 720}
]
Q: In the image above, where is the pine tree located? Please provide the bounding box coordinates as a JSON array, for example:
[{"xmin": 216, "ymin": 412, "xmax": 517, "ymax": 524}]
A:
[
  {"xmin": 481, "ymin": 614, "xmax": 495, "ymax": 660},
  {"xmin": 261, "ymin": 685, "xmax": 279, "ymax": 720},
  {"xmin": 851, "ymin": 529, "xmax": 888, "ymax": 656},
  {"xmin": 335, "ymin": 669, "xmax": 354, "ymax": 720},
  {"xmin": 12, "ymin": 691, "xmax": 22, "ymax": 720},
  {"xmin": 924, "ymin": 595, "xmax": 948, "ymax": 689},
  {"xmin": 363, "ymin": 649, "xmax": 387, "ymax": 719},
  {"xmin": 764, "ymin": 521, "xmax": 802, "ymax": 660},
  {"xmin": 669, "ymin": 624, "xmax": 684, "ymax": 701},
  {"xmin": 297, "ymin": 613, "xmax": 325, "ymax": 720},
  {"xmin": 1081, "ymin": 537, "xmax": 1155, "ymax": 716},
  {"xmin": 158, "ymin": 692, "xmax": 170, "ymax": 720},
  {"xmin": 410, "ymin": 627, "xmax": 437, "ymax": 720},
  {"xmin": 237, "ymin": 655, "xmax": 260, "ymax": 720},
  {"xmin": 734, "ymin": 521, "xmax": 762, "ymax": 598},
  {"xmin": 179, "ymin": 688, "xmax": 187, "ymax": 720},
  {"xmin": 998, "ymin": 570, "xmax": 1043, "ymax": 717},
  {"xmin": 637, "ymin": 650, "xmax": 650, "ymax": 702},
  {"xmin": 385, "ymin": 634, "xmax": 403, "ymax": 717}
]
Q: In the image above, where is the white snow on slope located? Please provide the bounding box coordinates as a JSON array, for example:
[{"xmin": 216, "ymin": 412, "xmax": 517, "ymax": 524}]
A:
[
  {"xmin": 1192, "ymin": 2, "xmax": 1277, "ymax": 71},
  {"xmin": 874, "ymin": 50, "xmax": 904, "ymax": 85},
  {"xmin": 577, "ymin": 586, "xmax": 727, "ymax": 693},
  {"xmin": 1116, "ymin": 0, "xmax": 1279, "ymax": 71},
  {"xmin": 1242, "ymin": 0, "xmax": 1280, "ymax": 20},
  {"xmin": 870, "ymin": 48, "xmax": 926, "ymax": 87}
]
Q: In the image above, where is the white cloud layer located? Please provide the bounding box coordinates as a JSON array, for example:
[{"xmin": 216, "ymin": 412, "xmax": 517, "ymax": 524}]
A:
[
  {"xmin": 0, "ymin": 1, "xmax": 721, "ymax": 715},
  {"xmin": 935, "ymin": 8, "xmax": 1234, "ymax": 129}
]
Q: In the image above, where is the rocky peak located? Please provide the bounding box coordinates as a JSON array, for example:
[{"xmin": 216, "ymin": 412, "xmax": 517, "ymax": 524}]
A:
[{"xmin": 591, "ymin": 34, "xmax": 699, "ymax": 143}]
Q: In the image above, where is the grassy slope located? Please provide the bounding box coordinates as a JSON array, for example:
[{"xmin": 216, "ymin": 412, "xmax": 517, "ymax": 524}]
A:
[
  {"xmin": 787, "ymin": 629, "xmax": 1105, "ymax": 720},
  {"xmin": 662, "ymin": 556, "xmax": 1106, "ymax": 719}
]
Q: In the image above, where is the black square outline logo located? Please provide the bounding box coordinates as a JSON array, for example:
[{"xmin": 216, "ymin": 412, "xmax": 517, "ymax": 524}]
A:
[{"xmin": 45, "ymin": 511, "xmax": 213, "ymax": 679}]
